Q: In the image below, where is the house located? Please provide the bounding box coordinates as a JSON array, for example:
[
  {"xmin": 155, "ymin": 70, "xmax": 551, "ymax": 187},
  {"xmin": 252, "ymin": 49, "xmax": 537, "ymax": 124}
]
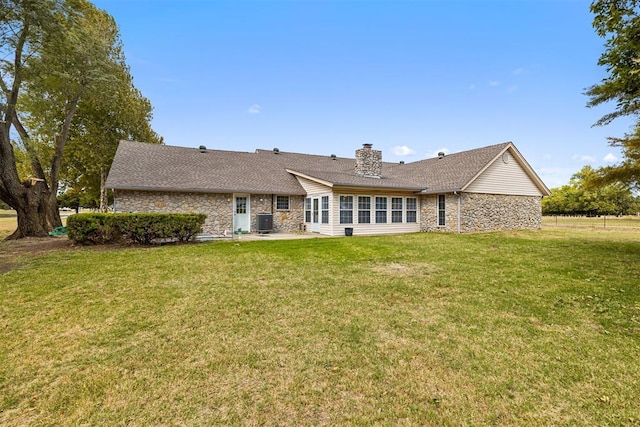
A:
[{"xmin": 104, "ymin": 140, "xmax": 550, "ymax": 236}]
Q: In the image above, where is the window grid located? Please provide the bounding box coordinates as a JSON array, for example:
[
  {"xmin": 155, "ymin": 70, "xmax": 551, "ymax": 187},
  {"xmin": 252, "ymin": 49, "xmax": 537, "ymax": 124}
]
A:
[
  {"xmin": 358, "ymin": 196, "xmax": 371, "ymax": 224},
  {"xmin": 321, "ymin": 196, "xmax": 329, "ymax": 224},
  {"xmin": 375, "ymin": 197, "xmax": 387, "ymax": 223},
  {"xmin": 276, "ymin": 195, "xmax": 290, "ymax": 210},
  {"xmin": 391, "ymin": 197, "xmax": 403, "ymax": 223},
  {"xmin": 438, "ymin": 195, "xmax": 446, "ymax": 226},
  {"xmin": 406, "ymin": 197, "xmax": 417, "ymax": 223},
  {"xmin": 304, "ymin": 198, "xmax": 311, "ymax": 223},
  {"xmin": 340, "ymin": 195, "xmax": 353, "ymax": 224}
]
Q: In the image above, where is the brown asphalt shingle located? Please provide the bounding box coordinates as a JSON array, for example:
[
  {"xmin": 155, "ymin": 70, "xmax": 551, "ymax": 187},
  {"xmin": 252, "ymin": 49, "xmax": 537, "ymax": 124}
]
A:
[{"xmin": 105, "ymin": 140, "xmax": 520, "ymax": 194}]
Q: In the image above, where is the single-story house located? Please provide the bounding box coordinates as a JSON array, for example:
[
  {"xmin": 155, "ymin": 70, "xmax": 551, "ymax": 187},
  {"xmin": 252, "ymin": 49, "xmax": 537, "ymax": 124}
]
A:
[{"xmin": 105, "ymin": 140, "xmax": 550, "ymax": 236}]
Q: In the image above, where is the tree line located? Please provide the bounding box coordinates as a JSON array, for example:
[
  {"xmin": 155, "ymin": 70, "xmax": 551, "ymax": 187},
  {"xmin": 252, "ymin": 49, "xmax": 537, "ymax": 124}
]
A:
[{"xmin": 543, "ymin": 166, "xmax": 640, "ymax": 216}]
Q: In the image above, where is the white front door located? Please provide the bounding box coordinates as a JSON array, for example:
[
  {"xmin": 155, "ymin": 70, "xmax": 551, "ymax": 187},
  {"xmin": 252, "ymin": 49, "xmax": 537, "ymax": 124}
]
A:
[
  {"xmin": 234, "ymin": 194, "xmax": 250, "ymax": 233},
  {"xmin": 312, "ymin": 197, "xmax": 320, "ymax": 232}
]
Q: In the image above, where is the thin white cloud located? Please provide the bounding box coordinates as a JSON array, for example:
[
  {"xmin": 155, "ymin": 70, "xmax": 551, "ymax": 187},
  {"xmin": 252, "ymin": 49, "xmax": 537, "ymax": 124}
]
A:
[
  {"xmin": 513, "ymin": 68, "xmax": 524, "ymax": 75},
  {"xmin": 489, "ymin": 81, "xmax": 499, "ymax": 87},
  {"xmin": 393, "ymin": 145, "xmax": 416, "ymax": 156},
  {"xmin": 247, "ymin": 104, "xmax": 262, "ymax": 114},
  {"xmin": 427, "ymin": 148, "xmax": 451, "ymax": 158},
  {"xmin": 508, "ymin": 85, "xmax": 518, "ymax": 93},
  {"xmin": 469, "ymin": 84, "xmax": 476, "ymax": 90},
  {"xmin": 603, "ymin": 153, "xmax": 619, "ymax": 163},
  {"xmin": 572, "ymin": 154, "xmax": 596, "ymax": 163}
]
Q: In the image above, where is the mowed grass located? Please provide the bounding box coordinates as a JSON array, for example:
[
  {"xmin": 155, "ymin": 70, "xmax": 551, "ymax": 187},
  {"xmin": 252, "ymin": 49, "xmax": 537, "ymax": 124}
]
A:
[
  {"xmin": 0, "ymin": 210, "xmax": 17, "ymax": 239},
  {"xmin": 1, "ymin": 230, "xmax": 639, "ymax": 425}
]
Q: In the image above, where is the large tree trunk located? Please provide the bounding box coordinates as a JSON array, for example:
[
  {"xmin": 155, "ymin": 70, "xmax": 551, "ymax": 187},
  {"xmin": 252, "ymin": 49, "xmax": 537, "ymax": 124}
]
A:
[{"xmin": 5, "ymin": 181, "xmax": 61, "ymax": 240}]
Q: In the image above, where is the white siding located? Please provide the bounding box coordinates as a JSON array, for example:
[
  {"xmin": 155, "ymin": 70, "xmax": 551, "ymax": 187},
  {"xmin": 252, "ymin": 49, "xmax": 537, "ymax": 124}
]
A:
[
  {"xmin": 465, "ymin": 152, "xmax": 544, "ymax": 196},
  {"xmin": 295, "ymin": 176, "xmax": 331, "ymax": 196}
]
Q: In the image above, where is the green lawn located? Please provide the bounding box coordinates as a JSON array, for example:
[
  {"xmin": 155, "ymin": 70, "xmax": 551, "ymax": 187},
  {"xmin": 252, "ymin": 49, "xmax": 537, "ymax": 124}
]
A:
[{"xmin": 1, "ymin": 230, "xmax": 639, "ymax": 425}]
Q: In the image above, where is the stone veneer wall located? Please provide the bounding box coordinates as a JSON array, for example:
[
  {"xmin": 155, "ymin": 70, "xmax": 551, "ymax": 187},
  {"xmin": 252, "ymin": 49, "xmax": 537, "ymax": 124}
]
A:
[
  {"xmin": 420, "ymin": 193, "xmax": 542, "ymax": 233},
  {"xmin": 355, "ymin": 144, "xmax": 382, "ymax": 177},
  {"xmin": 459, "ymin": 193, "xmax": 542, "ymax": 232},
  {"xmin": 249, "ymin": 194, "xmax": 305, "ymax": 232},
  {"xmin": 115, "ymin": 190, "xmax": 233, "ymax": 235},
  {"xmin": 115, "ymin": 190, "xmax": 306, "ymax": 235},
  {"xmin": 420, "ymin": 194, "xmax": 460, "ymax": 233}
]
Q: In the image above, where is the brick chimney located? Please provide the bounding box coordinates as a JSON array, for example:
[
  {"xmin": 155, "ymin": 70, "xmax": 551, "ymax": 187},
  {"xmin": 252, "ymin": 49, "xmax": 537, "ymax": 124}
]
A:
[{"xmin": 355, "ymin": 143, "xmax": 382, "ymax": 178}]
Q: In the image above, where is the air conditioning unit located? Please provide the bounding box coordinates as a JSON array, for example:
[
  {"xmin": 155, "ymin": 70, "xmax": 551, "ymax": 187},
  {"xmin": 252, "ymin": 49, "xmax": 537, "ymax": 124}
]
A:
[{"xmin": 257, "ymin": 213, "xmax": 273, "ymax": 233}]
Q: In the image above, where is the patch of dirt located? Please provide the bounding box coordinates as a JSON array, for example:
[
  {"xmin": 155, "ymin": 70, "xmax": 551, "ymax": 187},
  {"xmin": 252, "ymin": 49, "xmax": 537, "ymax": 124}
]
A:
[
  {"xmin": 0, "ymin": 237, "xmax": 77, "ymax": 273},
  {"xmin": 371, "ymin": 262, "xmax": 437, "ymax": 277}
]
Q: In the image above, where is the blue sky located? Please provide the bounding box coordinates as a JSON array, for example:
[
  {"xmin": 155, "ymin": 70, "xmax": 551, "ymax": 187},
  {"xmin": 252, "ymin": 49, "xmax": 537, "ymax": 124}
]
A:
[{"xmin": 93, "ymin": 0, "xmax": 634, "ymax": 188}]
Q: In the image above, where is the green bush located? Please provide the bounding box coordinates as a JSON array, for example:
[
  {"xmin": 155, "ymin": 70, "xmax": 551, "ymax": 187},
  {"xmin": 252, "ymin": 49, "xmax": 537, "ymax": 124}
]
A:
[{"xmin": 67, "ymin": 213, "xmax": 206, "ymax": 245}]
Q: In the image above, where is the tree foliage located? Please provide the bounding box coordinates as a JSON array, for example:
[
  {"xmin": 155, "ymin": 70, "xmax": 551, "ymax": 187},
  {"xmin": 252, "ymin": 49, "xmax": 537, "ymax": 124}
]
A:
[
  {"xmin": 0, "ymin": 0, "xmax": 160, "ymax": 238},
  {"xmin": 587, "ymin": 0, "xmax": 640, "ymax": 189},
  {"xmin": 542, "ymin": 166, "xmax": 640, "ymax": 215}
]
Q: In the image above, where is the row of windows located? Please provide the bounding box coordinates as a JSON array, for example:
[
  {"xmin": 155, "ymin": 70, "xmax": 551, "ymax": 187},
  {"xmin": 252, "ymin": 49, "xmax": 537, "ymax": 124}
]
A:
[
  {"xmin": 304, "ymin": 195, "xmax": 446, "ymax": 226},
  {"xmin": 253, "ymin": 194, "xmax": 445, "ymax": 227},
  {"xmin": 340, "ymin": 196, "xmax": 417, "ymax": 224}
]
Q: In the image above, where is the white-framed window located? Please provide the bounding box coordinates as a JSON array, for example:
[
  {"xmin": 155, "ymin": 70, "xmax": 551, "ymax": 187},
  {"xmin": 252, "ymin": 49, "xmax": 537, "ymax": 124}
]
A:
[
  {"xmin": 358, "ymin": 196, "xmax": 371, "ymax": 224},
  {"xmin": 339, "ymin": 195, "xmax": 353, "ymax": 224},
  {"xmin": 391, "ymin": 197, "xmax": 403, "ymax": 223},
  {"xmin": 406, "ymin": 197, "xmax": 417, "ymax": 223},
  {"xmin": 321, "ymin": 196, "xmax": 329, "ymax": 224},
  {"xmin": 276, "ymin": 195, "xmax": 290, "ymax": 210},
  {"xmin": 438, "ymin": 194, "xmax": 446, "ymax": 226},
  {"xmin": 375, "ymin": 197, "xmax": 387, "ymax": 223},
  {"xmin": 304, "ymin": 198, "xmax": 311, "ymax": 222}
]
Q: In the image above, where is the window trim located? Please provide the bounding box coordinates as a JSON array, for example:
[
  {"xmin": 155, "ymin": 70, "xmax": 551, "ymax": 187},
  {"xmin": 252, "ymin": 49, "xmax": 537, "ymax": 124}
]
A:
[
  {"xmin": 276, "ymin": 195, "xmax": 290, "ymax": 211},
  {"xmin": 304, "ymin": 198, "xmax": 311, "ymax": 223},
  {"xmin": 391, "ymin": 197, "xmax": 403, "ymax": 223},
  {"xmin": 357, "ymin": 196, "xmax": 371, "ymax": 224},
  {"xmin": 406, "ymin": 197, "xmax": 417, "ymax": 224},
  {"xmin": 321, "ymin": 195, "xmax": 330, "ymax": 224},
  {"xmin": 437, "ymin": 194, "xmax": 446, "ymax": 227},
  {"xmin": 375, "ymin": 196, "xmax": 387, "ymax": 224},
  {"xmin": 339, "ymin": 195, "xmax": 354, "ymax": 224}
]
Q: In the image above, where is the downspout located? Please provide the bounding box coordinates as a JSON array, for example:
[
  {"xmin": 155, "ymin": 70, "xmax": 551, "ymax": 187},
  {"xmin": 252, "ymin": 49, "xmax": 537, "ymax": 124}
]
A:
[{"xmin": 454, "ymin": 191, "xmax": 461, "ymax": 234}]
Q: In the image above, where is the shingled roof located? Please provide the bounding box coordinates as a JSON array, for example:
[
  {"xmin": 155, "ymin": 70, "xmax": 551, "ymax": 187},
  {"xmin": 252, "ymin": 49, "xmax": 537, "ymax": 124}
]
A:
[{"xmin": 105, "ymin": 140, "xmax": 547, "ymax": 195}]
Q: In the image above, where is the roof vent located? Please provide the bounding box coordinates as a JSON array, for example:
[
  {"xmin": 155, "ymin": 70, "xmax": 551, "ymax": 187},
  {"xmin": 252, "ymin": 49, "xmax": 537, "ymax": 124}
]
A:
[
  {"xmin": 273, "ymin": 147, "xmax": 280, "ymax": 154},
  {"xmin": 330, "ymin": 154, "xmax": 337, "ymax": 159},
  {"xmin": 399, "ymin": 160, "xmax": 405, "ymax": 165},
  {"xmin": 438, "ymin": 152, "xmax": 445, "ymax": 159},
  {"xmin": 199, "ymin": 145, "xmax": 206, "ymax": 153}
]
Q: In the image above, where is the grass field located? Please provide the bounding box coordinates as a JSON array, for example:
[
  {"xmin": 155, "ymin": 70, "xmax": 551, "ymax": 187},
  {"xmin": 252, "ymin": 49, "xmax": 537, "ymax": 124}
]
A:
[{"xmin": 1, "ymin": 229, "xmax": 639, "ymax": 425}]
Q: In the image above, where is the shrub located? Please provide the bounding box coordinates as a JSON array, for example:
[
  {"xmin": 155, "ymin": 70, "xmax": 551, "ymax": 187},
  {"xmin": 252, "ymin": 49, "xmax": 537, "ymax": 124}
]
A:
[{"xmin": 67, "ymin": 213, "xmax": 206, "ymax": 245}]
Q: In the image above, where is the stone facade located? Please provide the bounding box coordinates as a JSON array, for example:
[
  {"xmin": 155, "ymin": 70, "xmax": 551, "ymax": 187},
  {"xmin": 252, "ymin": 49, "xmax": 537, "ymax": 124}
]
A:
[
  {"xmin": 355, "ymin": 143, "xmax": 382, "ymax": 177},
  {"xmin": 116, "ymin": 190, "xmax": 541, "ymax": 236},
  {"xmin": 421, "ymin": 192, "xmax": 542, "ymax": 233},
  {"xmin": 115, "ymin": 190, "xmax": 234, "ymax": 235},
  {"xmin": 114, "ymin": 190, "xmax": 306, "ymax": 235},
  {"xmin": 249, "ymin": 194, "xmax": 305, "ymax": 232}
]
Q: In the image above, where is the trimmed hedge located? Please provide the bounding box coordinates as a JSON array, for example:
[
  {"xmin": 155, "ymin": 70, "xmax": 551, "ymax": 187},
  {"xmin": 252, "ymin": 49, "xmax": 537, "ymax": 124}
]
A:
[{"xmin": 67, "ymin": 213, "xmax": 206, "ymax": 245}]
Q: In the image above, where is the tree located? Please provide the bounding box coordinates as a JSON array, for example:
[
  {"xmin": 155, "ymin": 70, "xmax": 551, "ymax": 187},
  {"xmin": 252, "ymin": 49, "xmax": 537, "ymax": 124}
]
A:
[
  {"xmin": 60, "ymin": 69, "xmax": 162, "ymax": 212},
  {"xmin": 542, "ymin": 166, "xmax": 639, "ymax": 215},
  {"xmin": 587, "ymin": 0, "xmax": 640, "ymax": 189},
  {"xmin": 0, "ymin": 0, "xmax": 157, "ymax": 238}
]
